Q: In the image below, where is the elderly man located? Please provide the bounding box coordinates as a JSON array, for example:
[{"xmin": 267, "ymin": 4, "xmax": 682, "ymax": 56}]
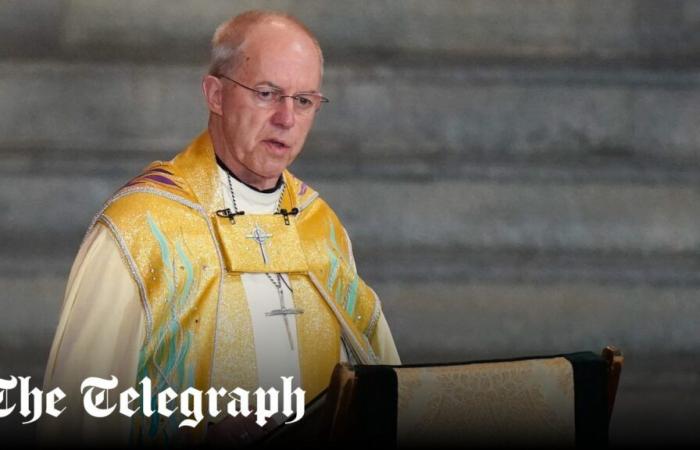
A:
[{"xmin": 40, "ymin": 10, "xmax": 400, "ymax": 447}]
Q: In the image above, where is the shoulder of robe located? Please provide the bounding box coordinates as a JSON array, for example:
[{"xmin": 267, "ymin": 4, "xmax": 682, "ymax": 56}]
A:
[
  {"xmin": 99, "ymin": 159, "xmax": 204, "ymax": 222},
  {"xmin": 89, "ymin": 160, "xmax": 217, "ymax": 331},
  {"xmin": 116, "ymin": 160, "xmax": 197, "ymax": 203},
  {"xmin": 285, "ymin": 171, "xmax": 356, "ymax": 271},
  {"xmin": 283, "ymin": 170, "xmax": 319, "ymax": 211},
  {"xmin": 286, "ymin": 171, "xmax": 380, "ymax": 345},
  {"xmin": 88, "ymin": 159, "xmax": 212, "ymax": 269}
]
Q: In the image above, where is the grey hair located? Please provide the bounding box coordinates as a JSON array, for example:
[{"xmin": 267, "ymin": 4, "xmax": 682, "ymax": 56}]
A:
[{"xmin": 209, "ymin": 45, "xmax": 240, "ymax": 76}]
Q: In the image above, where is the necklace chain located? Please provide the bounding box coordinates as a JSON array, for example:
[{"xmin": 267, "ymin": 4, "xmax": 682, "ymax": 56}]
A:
[
  {"xmin": 227, "ymin": 174, "xmax": 240, "ymax": 214},
  {"xmin": 266, "ymin": 272, "xmax": 283, "ymax": 293},
  {"xmin": 265, "ymin": 272, "xmax": 294, "ymax": 292}
]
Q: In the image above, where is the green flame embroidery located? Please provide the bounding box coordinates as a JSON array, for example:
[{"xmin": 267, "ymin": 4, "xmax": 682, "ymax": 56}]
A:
[{"xmin": 131, "ymin": 213, "xmax": 198, "ymax": 445}]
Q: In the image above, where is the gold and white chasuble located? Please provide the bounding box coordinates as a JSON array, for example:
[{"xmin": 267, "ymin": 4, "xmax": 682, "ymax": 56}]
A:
[{"xmin": 40, "ymin": 131, "xmax": 400, "ymax": 446}]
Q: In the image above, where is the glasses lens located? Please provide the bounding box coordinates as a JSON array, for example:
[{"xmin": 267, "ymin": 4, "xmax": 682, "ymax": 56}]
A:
[
  {"xmin": 294, "ymin": 95, "xmax": 317, "ymax": 112},
  {"xmin": 254, "ymin": 88, "xmax": 280, "ymax": 104}
]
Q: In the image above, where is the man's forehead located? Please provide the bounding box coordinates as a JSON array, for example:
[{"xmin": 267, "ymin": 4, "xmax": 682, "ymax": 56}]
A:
[
  {"xmin": 233, "ymin": 24, "xmax": 322, "ymax": 88},
  {"xmin": 241, "ymin": 23, "xmax": 319, "ymax": 58}
]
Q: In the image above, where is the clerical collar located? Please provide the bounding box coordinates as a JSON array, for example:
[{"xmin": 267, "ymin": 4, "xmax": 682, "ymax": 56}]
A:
[{"xmin": 215, "ymin": 155, "xmax": 283, "ymax": 194}]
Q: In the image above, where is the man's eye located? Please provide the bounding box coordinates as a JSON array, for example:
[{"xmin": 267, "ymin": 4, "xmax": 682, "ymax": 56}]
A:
[
  {"xmin": 297, "ymin": 96, "xmax": 313, "ymax": 107},
  {"xmin": 256, "ymin": 90, "xmax": 276, "ymax": 100}
]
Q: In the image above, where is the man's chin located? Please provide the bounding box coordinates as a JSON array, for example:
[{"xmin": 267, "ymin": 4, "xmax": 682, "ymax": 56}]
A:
[
  {"xmin": 252, "ymin": 166, "xmax": 288, "ymax": 185},
  {"xmin": 259, "ymin": 156, "xmax": 297, "ymax": 175}
]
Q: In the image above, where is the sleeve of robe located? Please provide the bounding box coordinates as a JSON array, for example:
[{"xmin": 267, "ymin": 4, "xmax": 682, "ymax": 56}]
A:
[
  {"xmin": 343, "ymin": 229, "xmax": 402, "ymax": 366},
  {"xmin": 38, "ymin": 223, "xmax": 145, "ymax": 447}
]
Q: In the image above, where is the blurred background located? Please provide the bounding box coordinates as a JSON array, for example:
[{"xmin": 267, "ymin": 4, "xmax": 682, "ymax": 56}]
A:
[{"xmin": 1, "ymin": 0, "xmax": 699, "ymax": 446}]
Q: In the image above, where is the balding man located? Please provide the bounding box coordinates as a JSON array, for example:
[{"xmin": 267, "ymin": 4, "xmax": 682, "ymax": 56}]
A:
[{"xmin": 39, "ymin": 10, "xmax": 400, "ymax": 448}]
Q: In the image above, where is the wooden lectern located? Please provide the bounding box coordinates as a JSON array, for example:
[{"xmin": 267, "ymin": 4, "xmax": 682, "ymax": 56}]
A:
[{"xmin": 263, "ymin": 346, "xmax": 623, "ymax": 447}]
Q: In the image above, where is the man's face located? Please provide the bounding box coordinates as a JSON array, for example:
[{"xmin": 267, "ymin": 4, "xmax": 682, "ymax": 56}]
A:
[{"xmin": 213, "ymin": 22, "xmax": 322, "ymax": 184}]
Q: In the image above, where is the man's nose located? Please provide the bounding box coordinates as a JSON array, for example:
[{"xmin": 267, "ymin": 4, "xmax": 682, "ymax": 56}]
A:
[{"xmin": 270, "ymin": 97, "xmax": 295, "ymax": 128}]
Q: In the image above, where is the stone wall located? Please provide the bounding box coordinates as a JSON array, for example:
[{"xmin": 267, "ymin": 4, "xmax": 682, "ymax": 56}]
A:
[{"xmin": 1, "ymin": 0, "xmax": 698, "ymax": 444}]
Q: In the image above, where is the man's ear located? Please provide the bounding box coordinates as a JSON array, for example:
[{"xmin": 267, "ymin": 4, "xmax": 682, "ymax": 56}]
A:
[{"xmin": 202, "ymin": 75, "xmax": 223, "ymax": 116}]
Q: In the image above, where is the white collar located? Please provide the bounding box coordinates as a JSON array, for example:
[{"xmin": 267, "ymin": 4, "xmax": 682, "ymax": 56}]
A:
[{"xmin": 217, "ymin": 165, "xmax": 283, "ymax": 214}]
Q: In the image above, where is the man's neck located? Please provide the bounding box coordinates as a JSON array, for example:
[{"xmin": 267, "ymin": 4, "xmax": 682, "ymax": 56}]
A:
[
  {"xmin": 216, "ymin": 155, "xmax": 283, "ymax": 194},
  {"xmin": 215, "ymin": 152, "xmax": 281, "ymax": 191}
]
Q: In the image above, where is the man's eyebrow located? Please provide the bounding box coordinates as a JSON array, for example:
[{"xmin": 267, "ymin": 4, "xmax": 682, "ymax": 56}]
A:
[
  {"xmin": 256, "ymin": 81, "xmax": 320, "ymax": 94},
  {"xmin": 256, "ymin": 81, "xmax": 283, "ymax": 91}
]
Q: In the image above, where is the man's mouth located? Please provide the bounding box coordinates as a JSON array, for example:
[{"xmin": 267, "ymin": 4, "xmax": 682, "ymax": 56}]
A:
[{"xmin": 263, "ymin": 139, "xmax": 290, "ymax": 150}]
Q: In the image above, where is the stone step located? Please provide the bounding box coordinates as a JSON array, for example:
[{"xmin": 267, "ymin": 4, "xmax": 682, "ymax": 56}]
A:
[
  {"xmin": 2, "ymin": 0, "xmax": 699, "ymax": 66},
  {"xmin": 5, "ymin": 142, "xmax": 700, "ymax": 186},
  {"xmin": 5, "ymin": 231, "xmax": 700, "ymax": 288},
  {"xmin": 377, "ymin": 281, "xmax": 700, "ymax": 364},
  {"xmin": 3, "ymin": 61, "xmax": 700, "ymax": 165},
  {"xmin": 2, "ymin": 173, "xmax": 700, "ymax": 256},
  {"xmin": 3, "ymin": 270, "xmax": 700, "ymax": 364}
]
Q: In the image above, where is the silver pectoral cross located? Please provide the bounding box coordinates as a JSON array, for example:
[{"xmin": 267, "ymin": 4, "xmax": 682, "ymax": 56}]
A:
[
  {"xmin": 266, "ymin": 307, "xmax": 305, "ymax": 350},
  {"xmin": 265, "ymin": 273, "xmax": 304, "ymax": 350},
  {"xmin": 246, "ymin": 223, "xmax": 272, "ymax": 265}
]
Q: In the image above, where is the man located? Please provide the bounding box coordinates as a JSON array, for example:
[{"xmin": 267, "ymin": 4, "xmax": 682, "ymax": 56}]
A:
[{"xmin": 39, "ymin": 10, "xmax": 400, "ymax": 447}]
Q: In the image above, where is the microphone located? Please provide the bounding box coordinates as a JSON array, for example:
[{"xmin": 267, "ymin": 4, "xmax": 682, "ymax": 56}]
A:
[
  {"xmin": 276, "ymin": 208, "xmax": 300, "ymax": 225},
  {"xmin": 216, "ymin": 208, "xmax": 246, "ymax": 224}
]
